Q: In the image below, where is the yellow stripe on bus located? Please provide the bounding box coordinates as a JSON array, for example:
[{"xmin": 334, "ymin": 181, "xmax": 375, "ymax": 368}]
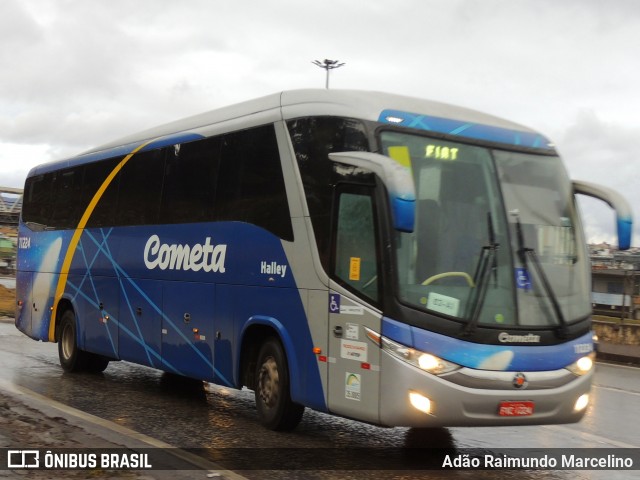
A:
[{"xmin": 48, "ymin": 141, "xmax": 152, "ymax": 342}]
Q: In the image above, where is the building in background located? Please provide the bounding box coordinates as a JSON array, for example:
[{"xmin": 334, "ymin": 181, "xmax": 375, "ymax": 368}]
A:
[
  {"xmin": 590, "ymin": 244, "xmax": 640, "ymax": 320},
  {"xmin": 0, "ymin": 233, "xmax": 15, "ymax": 272}
]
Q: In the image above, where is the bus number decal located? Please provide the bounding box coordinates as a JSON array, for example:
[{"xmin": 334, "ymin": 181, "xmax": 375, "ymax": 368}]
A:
[
  {"xmin": 574, "ymin": 343, "xmax": 593, "ymax": 354},
  {"xmin": 18, "ymin": 237, "xmax": 31, "ymax": 249}
]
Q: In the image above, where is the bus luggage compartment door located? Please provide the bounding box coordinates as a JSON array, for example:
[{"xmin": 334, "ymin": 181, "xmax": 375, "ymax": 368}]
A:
[
  {"xmin": 80, "ymin": 275, "xmax": 120, "ymax": 358},
  {"xmin": 161, "ymin": 281, "xmax": 215, "ymax": 381},
  {"xmin": 118, "ymin": 278, "xmax": 162, "ymax": 369}
]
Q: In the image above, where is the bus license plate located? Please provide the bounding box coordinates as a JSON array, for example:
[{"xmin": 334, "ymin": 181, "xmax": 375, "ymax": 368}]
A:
[{"xmin": 498, "ymin": 401, "xmax": 534, "ymax": 417}]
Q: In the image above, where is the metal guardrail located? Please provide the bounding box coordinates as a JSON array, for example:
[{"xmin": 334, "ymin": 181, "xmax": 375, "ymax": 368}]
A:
[{"xmin": 0, "ymin": 187, "xmax": 23, "ymax": 226}]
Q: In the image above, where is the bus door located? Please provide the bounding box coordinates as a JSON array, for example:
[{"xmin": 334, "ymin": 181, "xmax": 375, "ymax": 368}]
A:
[{"xmin": 327, "ymin": 186, "xmax": 382, "ymax": 424}]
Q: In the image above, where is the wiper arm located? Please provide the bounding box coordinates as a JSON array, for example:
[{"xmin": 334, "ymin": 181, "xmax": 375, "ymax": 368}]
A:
[
  {"xmin": 461, "ymin": 212, "xmax": 499, "ymax": 336},
  {"xmin": 486, "ymin": 210, "xmax": 499, "ymax": 285},
  {"xmin": 525, "ymin": 249, "xmax": 569, "ymax": 338},
  {"xmin": 510, "ymin": 210, "xmax": 568, "ymax": 339}
]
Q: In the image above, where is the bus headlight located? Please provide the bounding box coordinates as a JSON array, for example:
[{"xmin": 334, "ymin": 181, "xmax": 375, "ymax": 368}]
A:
[
  {"xmin": 566, "ymin": 353, "xmax": 595, "ymax": 376},
  {"xmin": 381, "ymin": 337, "xmax": 460, "ymax": 375}
]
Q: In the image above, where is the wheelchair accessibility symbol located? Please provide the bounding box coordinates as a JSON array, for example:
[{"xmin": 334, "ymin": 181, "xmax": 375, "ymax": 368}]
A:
[
  {"xmin": 515, "ymin": 268, "xmax": 532, "ymax": 291},
  {"xmin": 329, "ymin": 294, "xmax": 341, "ymax": 313}
]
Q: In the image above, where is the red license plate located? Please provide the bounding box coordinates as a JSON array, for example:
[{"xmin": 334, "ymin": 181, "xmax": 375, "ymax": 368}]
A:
[{"xmin": 498, "ymin": 401, "xmax": 534, "ymax": 417}]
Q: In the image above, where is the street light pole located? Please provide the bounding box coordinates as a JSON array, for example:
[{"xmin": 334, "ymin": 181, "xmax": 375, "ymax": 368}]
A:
[{"xmin": 312, "ymin": 59, "xmax": 345, "ymax": 89}]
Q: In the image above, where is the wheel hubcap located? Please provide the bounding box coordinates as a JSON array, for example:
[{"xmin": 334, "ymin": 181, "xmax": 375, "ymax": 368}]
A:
[
  {"xmin": 61, "ymin": 325, "xmax": 73, "ymax": 360},
  {"xmin": 258, "ymin": 356, "xmax": 279, "ymax": 408}
]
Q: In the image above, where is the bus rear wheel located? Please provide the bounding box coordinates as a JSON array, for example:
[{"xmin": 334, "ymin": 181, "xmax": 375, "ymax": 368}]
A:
[
  {"xmin": 58, "ymin": 310, "xmax": 109, "ymax": 373},
  {"xmin": 86, "ymin": 353, "xmax": 110, "ymax": 373},
  {"xmin": 254, "ymin": 337, "xmax": 304, "ymax": 431}
]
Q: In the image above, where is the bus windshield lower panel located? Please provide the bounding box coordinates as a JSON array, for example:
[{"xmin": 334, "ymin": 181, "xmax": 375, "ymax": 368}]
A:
[{"xmin": 380, "ymin": 132, "xmax": 591, "ymax": 329}]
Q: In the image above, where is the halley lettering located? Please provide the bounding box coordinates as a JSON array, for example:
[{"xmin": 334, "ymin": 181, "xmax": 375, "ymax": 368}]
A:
[
  {"xmin": 260, "ymin": 261, "xmax": 287, "ymax": 278},
  {"xmin": 144, "ymin": 234, "xmax": 227, "ymax": 273}
]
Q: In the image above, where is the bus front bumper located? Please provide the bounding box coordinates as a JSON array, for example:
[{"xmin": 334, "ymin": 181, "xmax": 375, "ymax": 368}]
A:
[{"xmin": 379, "ymin": 351, "xmax": 592, "ymax": 427}]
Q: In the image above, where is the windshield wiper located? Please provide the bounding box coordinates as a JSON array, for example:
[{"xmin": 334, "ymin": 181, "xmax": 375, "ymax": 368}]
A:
[
  {"xmin": 511, "ymin": 210, "xmax": 568, "ymax": 339},
  {"xmin": 461, "ymin": 212, "xmax": 499, "ymax": 336}
]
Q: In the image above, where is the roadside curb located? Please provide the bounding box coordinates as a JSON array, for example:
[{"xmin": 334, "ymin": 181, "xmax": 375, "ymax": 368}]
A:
[
  {"xmin": 595, "ymin": 342, "xmax": 640, "ymax": 367},
  {"xmin": 596, "ymin": 351, "xmax": 640, "ymax": 367},
  {"xmin": 0, "ymin": 379, "xmax": 248, "ymax": 479}
]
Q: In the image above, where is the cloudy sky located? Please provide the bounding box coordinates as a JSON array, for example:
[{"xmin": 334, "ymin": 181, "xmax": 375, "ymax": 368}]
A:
[{"xmin": 1, "ymin": 0, "xmax": 638, "ymax": 246}]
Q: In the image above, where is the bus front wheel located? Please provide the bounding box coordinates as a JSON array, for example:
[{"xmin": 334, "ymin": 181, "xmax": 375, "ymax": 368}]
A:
[{"xmin": 254, "ymin": 337, "xmax": 304, "ymax": 431}]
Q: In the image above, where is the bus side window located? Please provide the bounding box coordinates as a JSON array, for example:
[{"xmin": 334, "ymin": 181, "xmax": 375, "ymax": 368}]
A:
[
  {"xmin": 50, "ymin": 169, "xmax": 83, "ymax": 229},
  {"xmin": 116, "ymin": 148, "xmax": 166, "ymax": 226},
  {"xmin": 216, "ymin": 125, "xmax": 293, "ymax": 241},
  {"xmin": 84, "ymin": 157, "xmax": 121, "ymax": 228},
  {"xmin": 23, "ymin": 173, "xmax": 54, "ymax": 227},
  {"xmin": 287, "ymin": 116, "xmax": 370, "ymax": 270},
  {"xmin": 161, "ymin": 137, "xmax": 221, "ymax": 224},
  {"xmin": 332, "ymin": 189, "xmax": 380, "ymax": 303}
]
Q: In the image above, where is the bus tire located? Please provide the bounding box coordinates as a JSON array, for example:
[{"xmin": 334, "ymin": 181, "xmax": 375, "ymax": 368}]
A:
[
  {"xmin": 85, "ymin": 354, "xmax": 110, "ymax": 373},
  {"xmin": 58, "ymin": 310, "xmax": 90, "ymax": 372},
  {"xmin": 254, "ymin": 337, "xmax": 304, "ymax": 431}
]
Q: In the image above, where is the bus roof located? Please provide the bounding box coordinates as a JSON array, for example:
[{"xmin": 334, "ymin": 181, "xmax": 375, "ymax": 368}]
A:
[{"xmin": 27, "ymin": 89, "xmax": 554, "ymax": 177}]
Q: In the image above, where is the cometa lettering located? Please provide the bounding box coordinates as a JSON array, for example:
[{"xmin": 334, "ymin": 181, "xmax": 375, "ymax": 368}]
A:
[
  {"xmin": 498, "ymin": 332, "xmax": 541, "ymax": 343},
  {"xmin": 144, "ymin": 234, "xmax": 227, "ymax": 273}
]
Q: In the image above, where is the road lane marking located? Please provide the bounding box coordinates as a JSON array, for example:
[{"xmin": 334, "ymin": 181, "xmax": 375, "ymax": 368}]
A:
[
  {"xmin": 542, "ymin": 424, "xmax": 638, "ymax": 448},
  {"xmin": 597, "ymin": 361, "xmax": 640, "ymax": 371},
  {"xmin": 593, "ymin": 384, "xmax": 640, "ymax": 397}
]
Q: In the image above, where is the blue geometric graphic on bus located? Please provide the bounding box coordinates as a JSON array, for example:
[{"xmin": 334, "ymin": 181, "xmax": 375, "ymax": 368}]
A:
[
  {"xmin": 15, "ymin": 228, "xmax": 72, "ymax": 340},
  {"xmin": 68, "ymin": 223, "xmax": 284, "ymax": 382},
  {"xmin": 378, "ymin": 109, "xmax": 554, "ymax": 151},
  {"xmin": 62, "ymin": 226, "xmax": 219, "ymax": 380},
  {"xmin": 382, "ymin": 317, "xmax": 589, "ymax": 371},
  {"xmin": 16, "ymin": 221, "xmax": 327, "ymax": 410}
]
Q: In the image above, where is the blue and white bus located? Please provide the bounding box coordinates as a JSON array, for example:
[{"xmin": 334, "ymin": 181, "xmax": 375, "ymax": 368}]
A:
[{"xmin": 16, "ymin": 90, "xmax": 632, "ymax": 430}]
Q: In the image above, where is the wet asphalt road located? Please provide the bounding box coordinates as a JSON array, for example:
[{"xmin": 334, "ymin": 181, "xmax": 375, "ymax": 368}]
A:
[{"xmin": 0, "ymin": 320, "xmax": 638, "ymax": 480}]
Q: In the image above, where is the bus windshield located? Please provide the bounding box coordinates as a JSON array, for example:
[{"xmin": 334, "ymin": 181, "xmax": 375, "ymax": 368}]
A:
[{"xmin": 380, "ymin": 131, "xmax": 591, "ymax": 328}]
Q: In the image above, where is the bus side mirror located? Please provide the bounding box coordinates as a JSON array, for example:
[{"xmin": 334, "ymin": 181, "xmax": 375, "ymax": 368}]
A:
[
  {"xmin": 573, "ymin": 180, "xmax": 633, "ymax": 250},
  {"xmin": 329, "ymin": 151, "xmax": 416, "ymax": 233}
]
